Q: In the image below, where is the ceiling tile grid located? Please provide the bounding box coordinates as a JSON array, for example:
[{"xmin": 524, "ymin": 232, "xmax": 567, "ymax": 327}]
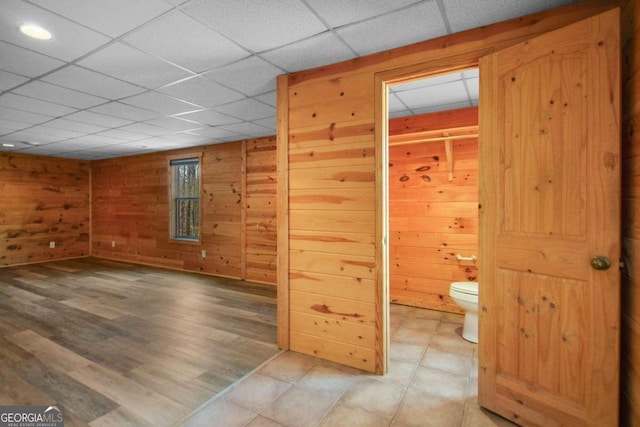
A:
[{"xmin": 0, "ymin": 0, "xmax": 578, "ymax": 159}]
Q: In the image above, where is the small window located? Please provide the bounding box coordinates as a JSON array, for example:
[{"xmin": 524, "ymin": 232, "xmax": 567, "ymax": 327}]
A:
[{"xmin": 170, "ymin": 157, "xmax": 200, "ymax": 241}]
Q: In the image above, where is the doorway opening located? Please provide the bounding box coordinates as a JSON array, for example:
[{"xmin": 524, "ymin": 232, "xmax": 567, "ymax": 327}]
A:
[{"xmin": 376, "ymin": 65, "xmax": 480, "ymax": 374}]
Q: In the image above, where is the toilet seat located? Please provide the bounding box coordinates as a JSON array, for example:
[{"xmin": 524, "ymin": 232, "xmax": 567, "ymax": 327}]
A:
[{"xmin": 450, "ymin": 281, "xmax": 478, "ymax": 295}]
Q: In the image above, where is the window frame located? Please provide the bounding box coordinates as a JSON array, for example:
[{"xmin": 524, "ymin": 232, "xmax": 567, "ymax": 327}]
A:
[{"xmin": 168, "ymin": 153, "xmax": 202, "ymax": 243}]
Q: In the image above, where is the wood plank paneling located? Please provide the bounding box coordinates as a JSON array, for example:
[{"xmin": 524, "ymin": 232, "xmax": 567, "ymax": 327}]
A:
[
  {"xmin": 389, "ymin": 109, "xmax": 478, "ymax": 312},
  {"xmin": 0, "ymin": 153, "xmax": 90, "ymax": 266},
  {"xmin": 284, "ymin": 68, "xmax": 378, "ymax": 371},
  {"xmin": 92, "ymin": 137, "xmax": 277, "ymax": 285},
  {"xmin": 246, "ymin": 137, "xmax": 277, "ymax": 284},
  {"xmin": 621, "ymin": 0, "xmax": 640, "ymax": 425}
]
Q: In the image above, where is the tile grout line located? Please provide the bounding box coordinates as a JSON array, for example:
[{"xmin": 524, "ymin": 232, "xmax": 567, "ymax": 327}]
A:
[{"xmin": 387, "ymin": 310, "xmax": 440, "ymax": 426}]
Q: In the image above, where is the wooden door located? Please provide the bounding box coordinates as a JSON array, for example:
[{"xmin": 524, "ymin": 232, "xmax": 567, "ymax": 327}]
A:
[{"xmin": 478, "ymin": 8, "xmax": 620, "ymax": 426}]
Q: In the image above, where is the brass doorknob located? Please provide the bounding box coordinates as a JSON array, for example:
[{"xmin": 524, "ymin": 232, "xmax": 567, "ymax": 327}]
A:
[{"xmin": 591, "ymin": 255, "xmax": 611, "ymax": 271}]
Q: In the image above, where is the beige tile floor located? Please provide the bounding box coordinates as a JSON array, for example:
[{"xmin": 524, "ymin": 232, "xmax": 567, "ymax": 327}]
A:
[{"xmin": 177, "ymin": 305, "xmax": 517, "ymax": 427}]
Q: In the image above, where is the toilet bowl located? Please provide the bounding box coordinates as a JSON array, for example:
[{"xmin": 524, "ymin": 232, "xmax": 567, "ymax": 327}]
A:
[{"xmin": 449, "ymin": 281, "xmax": 479, "ymax": 343}]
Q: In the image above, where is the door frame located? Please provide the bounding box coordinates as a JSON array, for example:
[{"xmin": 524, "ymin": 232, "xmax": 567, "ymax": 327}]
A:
[{"xmin": 374, "ymin": 53, "xmax": 485, "ymax": 373}]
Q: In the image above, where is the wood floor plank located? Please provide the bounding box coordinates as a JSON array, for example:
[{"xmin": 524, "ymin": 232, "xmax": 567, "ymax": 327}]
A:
[
  {"xmin": 67, "ymin": 363, "xmax": 191, "ymax": 426},
  {"xmin": 12, "ymin": 358, "xmax": 119, "ymax": 422},
  {"xmin": 0, "ymin": 257, "xmax": 278, "ymax": 426},
  {"xmin": 7, "ymin": 329, "xmax": 93, "ymax": 373},
  {"xmin": 88, "ymin": 407, "xmax": 154, "ymax": 427}
]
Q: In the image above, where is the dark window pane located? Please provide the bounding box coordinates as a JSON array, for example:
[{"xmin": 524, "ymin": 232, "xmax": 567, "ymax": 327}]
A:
[{"xmin": 170, "ymin": 158, "xmax": 199, "ymax": 240}]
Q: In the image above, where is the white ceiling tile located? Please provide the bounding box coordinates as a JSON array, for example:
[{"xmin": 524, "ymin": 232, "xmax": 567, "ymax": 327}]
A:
[
  {"xmin": 0, "ymin": 106, "xmax": 52, "ymax": 125},
  {"xmin": 465, "ymin": 77, "xmax": 479, "ymax": 102},
  {"xmin": 203, "ymin": 56, "xmax": 280, "ymax": 97},
  {"xmin": 64, "ymin": 111, "xmax": 134, "ymax": 128},
  {"xmin": 26, "ymin": 125, "xmax": 85, "ymax": 140},
  {"xmin": 119, "ymin": 123, "xmax": 171, "ymax": 137},
  {"xmin": 67, "ymin": 134, "xmax": 126, "ymax": 145},
  {"xmin": 4, "ymin": 129, "xmax": 62, "ymax": 144},
  {"xmin": 464, "ymin": 69, "xmax": 479, "ymax": 79},
  {"xmin": 162, "ymin": 131, "xmax": 206, "ymax": 144},
  {"xmin": 45, "ymin": 118, "xmax": 107, "ymax": 134},
  {"xmin": 213, "ymin": 98, "xmax": 274, "ymax": 121},
  {"xmin": 43, "ymin": 66, "xmax": 146, "ymax": 99},
  {"xmin": 391, "ymin": 73, "xmax": 463, "ymax": 93},
  {"xmin": 129, "ymin": 136, "xmax": 182, "ymax": 149},
  {"xmin": 189, "ymin": 126, "xmax": 240, "ymax": 140},
  {"xmin": 91, "ymin": 129, "xmax": 148, "ymax": 142},
  {"xmin": 144, "ymin": 117, "xmax": 203, "ymax": 132},
  {"xmin": 337, "ymin": 2, "xmax": 446, "ymax": 56},
  {"xmin": 174, "ymin": 109, "xmax": 242, "ymax": 126},
  {"xmin": 0, "ymin": 93, "xmax": 75, "ymax": 117},
  {"xmin": 74, "ymin": 145, "xmax": 148, "ymax": 159},
  {"xmin": 79, "ymin": 42, "xmax": 194, "ymax": 89},
  {"xmin": 0, "ymin": 0, "xmax": 110, "ymax": 62},
  {"xmin": 123, "ymin": 11, "xmax": 250, "ymax": 73},
  {"xmin": 255, "ymin": 91, "xmax": 276, "ymax": 107},
  {"xmin": 30, "ymin": 0, "xmax": 173, "ymax": 38},
  {"xmin": 120, "ymin": 91, "xmax": 202, "ymax": 115},
  {"xmin": 185, "ymin": 0, "xmax": 327, "ymax": 52},
  {"xmin": 89, "ymin": 102, "xmax": 159, "ymax": 122},
  {"xmin": 15, "ymin": 144, "xmax": 68, "ymax": 155},
  {"xmin": 252, "ymin": 117, "xmax": 275, "ymax": 131},
  {"xmin": 40, "ymin": 139, "xmax": 103, "ymax": 151},
  {"xmin": 159, "ymin": 76, "xmax": 244, "ymax": 108},
  {"xmin": 396, "ymin": 80, "xmax": 469, "ymax": 111},
  {"xmin": 0, "ymin": 69, "xmax": 29, "ymax": 91},
  {"xmin": 218, "ymin": 121, "xmax": 272, "ymax": 137},
  {"xmin": 388, "ymin": 92, "xmax": 406, "ymax": 114},
  {"xmin": 261, "ymin": 32, "xmax": 354, "ymax": 73},
  {"xmin": 306, "ymin": 0, "xmax": 421, "ymax": 28},
  {"xmin": 0, "ymin": 118, "xmax": 34, "ymax": 132},
  {"xmin": 13, "ymin": 81, "xmax": 107, "ymax": 109},
  {"xmin": 443, "ymin": 0, "xmax": 579, "ymax": 33},
  {"xmin": 413, "ymin": 100, "xmax": 474, "ymax": 115},
  {"xmin": 0, "ymin": 42, "xmax": 65, "ymax": 78}
]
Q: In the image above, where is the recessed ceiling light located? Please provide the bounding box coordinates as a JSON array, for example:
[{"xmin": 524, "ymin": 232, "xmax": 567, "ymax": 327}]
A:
[
  {"xmin": 19, "ymin": 23, "xmax": 52, "ymax": 40},
  {"xmin": 2, "ymin": 143, "xmax": 16, "ymax": 147}
]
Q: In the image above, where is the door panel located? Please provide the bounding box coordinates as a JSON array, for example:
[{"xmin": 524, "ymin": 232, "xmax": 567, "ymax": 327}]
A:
[{"xmin": 479, "ymin": 8, "xmax": 620, "ymax": 426}]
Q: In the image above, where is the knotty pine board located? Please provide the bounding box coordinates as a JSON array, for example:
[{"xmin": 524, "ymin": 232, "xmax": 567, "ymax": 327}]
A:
[
  {"xmin": 389, "ymin": 127, "xmax": 478, "ymax": 312},
  {"xmin": 0, "ymin": 152, "xmax": 90, "ymax": 266}
]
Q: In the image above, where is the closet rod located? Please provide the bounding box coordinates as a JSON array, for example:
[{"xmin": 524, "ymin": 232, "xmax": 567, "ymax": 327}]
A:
[{"xmin": 388, "ymin": 133, "xmax": 478, "ymax": 146}]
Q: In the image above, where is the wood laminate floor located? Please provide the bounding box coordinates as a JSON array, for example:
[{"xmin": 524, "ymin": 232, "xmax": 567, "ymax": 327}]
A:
[{"xmin": 0, "ymin": 257, "xmax": 279, "ymax": 427}]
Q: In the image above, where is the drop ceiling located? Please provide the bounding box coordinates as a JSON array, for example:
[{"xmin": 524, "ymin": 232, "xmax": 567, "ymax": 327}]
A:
[{"xmin": 0, "ymin": 0, "xmax": 578, "ymax": 160}]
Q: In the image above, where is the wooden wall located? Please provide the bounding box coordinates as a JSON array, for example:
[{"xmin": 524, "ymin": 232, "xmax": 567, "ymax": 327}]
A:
[
  {"xmin": 388, "ymin": 108, "xmax": 478, "ymax": 313},
  {"xmin": 246, "ymin": 138, "xmax": 278, "ymax": 283},
  {"xmin": 0, "ymin": 152, "xmax": 90, "ymax": 266},
  {"xmin": 621, "ymin": 0, "xmax": 639, "ymax": 424},
  {"xmin": 278, "ymin": 0, "xmax": 619, "ymax": 374},
  {"xmin": 285, "ymin": 79, "xmax": 378, "ymax": 371},
  {"xmin": 92, "ymin": 137, "xmax": 277, "ymax": 285}
]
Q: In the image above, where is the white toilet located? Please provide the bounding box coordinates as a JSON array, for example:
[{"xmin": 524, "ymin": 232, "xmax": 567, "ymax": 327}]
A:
[{"xmin": 449, "ymin": 281, "xmax": 479, "ymax": 343}]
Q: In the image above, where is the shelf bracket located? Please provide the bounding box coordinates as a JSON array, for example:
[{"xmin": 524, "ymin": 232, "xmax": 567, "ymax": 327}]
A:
[{"xmin": 444, "ymin": 133, "xmax": 453, "ymax": 181}]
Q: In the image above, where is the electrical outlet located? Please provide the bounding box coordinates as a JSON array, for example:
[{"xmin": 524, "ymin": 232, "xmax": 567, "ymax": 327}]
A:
[
  {"xmin": 112, "ymin": 240, "xmax": 115, "ymax": 248},
  {"xmin": 201, "ymin": 250, "xmax": 206, "ymax": 258},
  {"xmin": 49, "ymin": 241, "xmax": 55, "ymax": 249}
]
